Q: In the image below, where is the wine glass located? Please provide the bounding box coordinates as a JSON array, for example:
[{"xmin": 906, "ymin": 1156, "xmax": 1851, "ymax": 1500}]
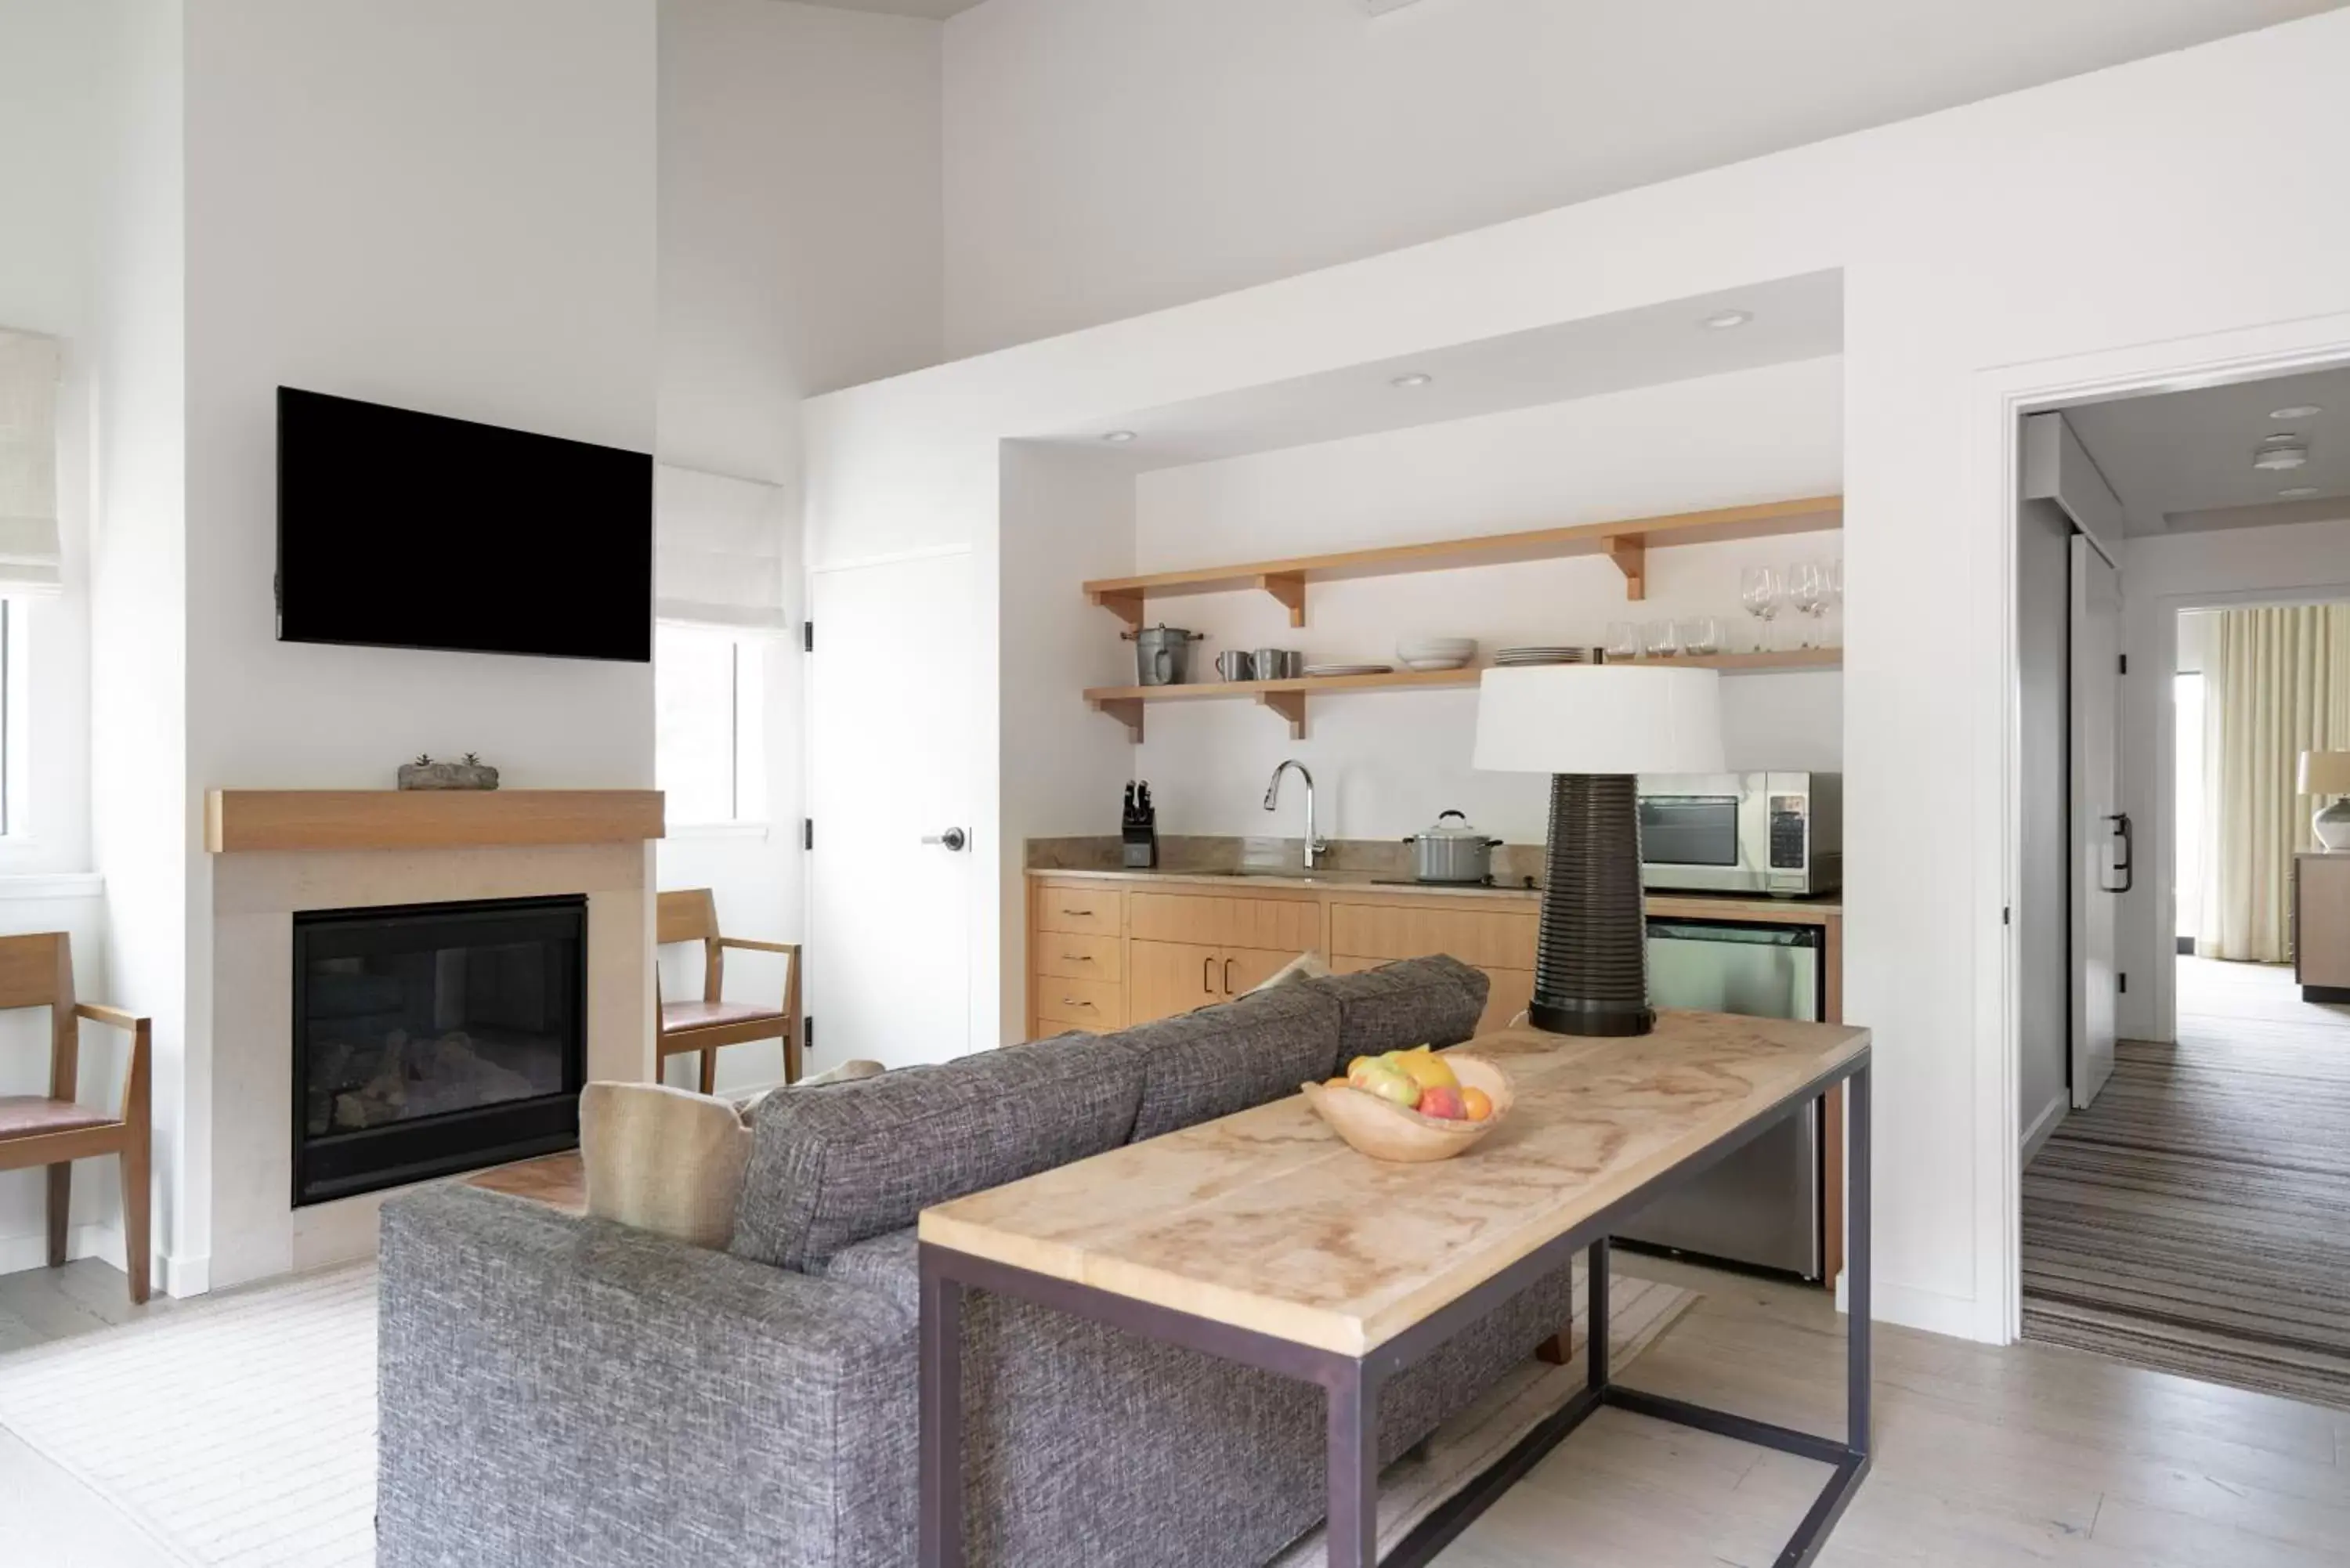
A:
[
  {"xmin": 1784, "ymin": 562, "xmax": 1828, "ymax": 649},
  {"xmin": 1740, "ymin": 565, "xmax": 1784, "ymax": 652},
  {"xmin": 1605, "ymin": 620, "xmax": 1640, "ymax": 661},
  {"xmin": 1677, "ymin": 616, "xmax": 1721, "ymax": 656}
]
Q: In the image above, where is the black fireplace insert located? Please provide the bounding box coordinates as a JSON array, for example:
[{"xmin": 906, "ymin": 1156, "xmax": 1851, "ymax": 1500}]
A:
[{"xmin": 292, "ymin": 894, "xmax": 585, "ymax": 1206}]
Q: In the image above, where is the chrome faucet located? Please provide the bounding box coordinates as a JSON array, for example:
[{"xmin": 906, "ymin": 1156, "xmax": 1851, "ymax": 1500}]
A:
[{"xmin": 1264, "ymin": 760, "xmax": 1330, "ymax": 870}]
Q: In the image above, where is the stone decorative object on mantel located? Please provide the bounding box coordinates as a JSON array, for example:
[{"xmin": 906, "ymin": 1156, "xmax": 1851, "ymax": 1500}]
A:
[{"xmin": 398, "ymin": 753, "xmax": 500, "ymax": 791}]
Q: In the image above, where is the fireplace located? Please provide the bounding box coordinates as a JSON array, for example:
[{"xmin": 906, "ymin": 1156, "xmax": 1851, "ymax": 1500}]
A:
[{"xmin": 292, "ymin": 894, "xmax": 586, "ymax": 1206}]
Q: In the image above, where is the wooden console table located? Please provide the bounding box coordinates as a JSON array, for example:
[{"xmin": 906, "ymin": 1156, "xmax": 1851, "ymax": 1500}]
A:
[{"xmin": 917, "ymin": 1010, "xmax": 1872, "ymax": 1568}]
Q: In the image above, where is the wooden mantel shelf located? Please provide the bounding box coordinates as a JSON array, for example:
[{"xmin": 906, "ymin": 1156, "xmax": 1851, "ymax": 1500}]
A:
[
  {"xmin": 1082, "ymin": 494, "xmax": 1842, "ymax": 628},
  {"xmin": 204, "ymin": 789, "xmax": 666, "ymax": 854}
]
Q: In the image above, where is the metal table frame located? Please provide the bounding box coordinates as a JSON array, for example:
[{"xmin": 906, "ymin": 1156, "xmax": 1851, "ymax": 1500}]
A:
[{"xmin": 920, "ymin": 1051, "xmax": 1870, "ymax": 1568}]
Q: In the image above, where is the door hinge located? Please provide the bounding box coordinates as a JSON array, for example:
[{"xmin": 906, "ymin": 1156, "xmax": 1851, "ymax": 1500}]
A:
[
  {"xmin": 802, "ymin": 1016, "xmax": 813, "ymax": 1057},
  {"xmin": 2118, "ymin": 653, "xmax": 2128, "ymax": 674},
  {"xmin": 2119, "ymin": 972, "xmax": 2128, "ymax": 994},
  {"xmin": 802, "ymin": 620, "xmax": 814, "ymax": 653},
  {"xmin": 2002, "ymin": 905, "xmax": 2012, "ymax": 927},
  {"xmin": 802, "ymin": 818, "xmax": 813, "ymax": 851}
]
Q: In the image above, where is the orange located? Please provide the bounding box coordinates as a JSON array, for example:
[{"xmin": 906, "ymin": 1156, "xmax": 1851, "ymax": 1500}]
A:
[{"xmin": 1460, "ymin": 1086, "xmax": 1493, "ymax": 1122}]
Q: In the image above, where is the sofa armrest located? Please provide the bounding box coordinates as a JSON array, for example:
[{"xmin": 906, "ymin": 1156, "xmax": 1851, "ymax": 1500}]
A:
[{"xmin": 378, "ymin": 1185, "xmax": 916, "ymax": 1568}]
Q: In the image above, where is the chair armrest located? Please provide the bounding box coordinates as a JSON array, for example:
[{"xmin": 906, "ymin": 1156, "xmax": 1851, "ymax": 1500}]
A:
[
  {"xmin": 378, "ymin": 1186, "xmax": 913, "ymax": 1568},
  {"xmin": 74, "ymin": 1003, "xmax": 150, "ymax": 1126},
  {"xmin": 717, "ymin": 936, "xmax": 800, "ymax": 956},
  {"xmin": 74, "ymin": 1002, "xmax": 146, "ymax": 1034}
]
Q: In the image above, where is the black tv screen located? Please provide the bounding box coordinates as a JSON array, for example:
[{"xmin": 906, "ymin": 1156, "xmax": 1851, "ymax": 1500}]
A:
[{"xmin": 277, "ymin": 388, "xmax": 653, "ymax": 662}]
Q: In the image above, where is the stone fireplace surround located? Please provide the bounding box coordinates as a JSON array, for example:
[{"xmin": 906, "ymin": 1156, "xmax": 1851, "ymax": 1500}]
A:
[{"xmin": 205, "ymin": 793, "xmax": 658, "ymax": 1291}]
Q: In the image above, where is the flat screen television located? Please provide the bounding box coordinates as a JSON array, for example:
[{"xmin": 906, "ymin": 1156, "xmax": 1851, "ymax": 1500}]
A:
[{"xmin": 277, "ymin": 387, "xmax": 653, "ymax": 662}]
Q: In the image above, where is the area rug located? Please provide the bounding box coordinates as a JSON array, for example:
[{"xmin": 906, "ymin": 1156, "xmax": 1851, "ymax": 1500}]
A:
[
  {"xmin": 1272, "ymin": 1267, "xmax": 1697, "ymax": 1568},
  {"xmin": 0, "ymin": 1256, "xmax": 1690, "ymax": 1568},
  {"xmin": 2023, "ymin": 963, "xmax": 2350, "ymax": 1411}
]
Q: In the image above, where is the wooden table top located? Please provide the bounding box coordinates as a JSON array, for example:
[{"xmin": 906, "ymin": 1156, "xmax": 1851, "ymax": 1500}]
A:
[{"xmin": 918, "ymin": 1010, "xmax": 1869, "ymax": 1356}]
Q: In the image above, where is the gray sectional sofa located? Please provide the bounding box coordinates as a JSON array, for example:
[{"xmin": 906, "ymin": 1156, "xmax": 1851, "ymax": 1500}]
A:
[{"xmin": 377, "ymin": 956, "xmax": 1573, "ymax": 1568}]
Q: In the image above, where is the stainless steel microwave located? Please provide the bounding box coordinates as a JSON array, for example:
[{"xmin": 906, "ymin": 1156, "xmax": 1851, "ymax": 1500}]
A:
[{"xmin": 1636, "ymin": 771, "xmax": 1842, "ymax": 897}]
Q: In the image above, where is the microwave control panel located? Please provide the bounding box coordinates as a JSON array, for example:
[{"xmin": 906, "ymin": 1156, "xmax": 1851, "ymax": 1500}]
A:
[{"xmin": 1767, "ymin": 796, "xmax": 1809, "ymax": 869}]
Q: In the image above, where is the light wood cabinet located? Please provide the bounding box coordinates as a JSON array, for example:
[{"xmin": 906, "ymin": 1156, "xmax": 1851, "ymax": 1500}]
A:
[
  {"xmin": 1130, "ymin": 891, "xmax": 1321, "ymax": 952},
  {"xmin": 1034, "ymin": 930, "xmax": 1123, "ymax": 984},
  {"xmin": 1332, "ymin": 954, "xmax": 1535, "ymax": 1035},
  {"xmin": 1036, "ymin": 887, "xmax": 1123, "ymax": 938},
  {"xmin": 1329, "ymin": 901, "xmax": 1538, "ymax": 971},
  {"xmin": 1128, "ymin": 939, "xmax": 1224, "ymax": 1024}
]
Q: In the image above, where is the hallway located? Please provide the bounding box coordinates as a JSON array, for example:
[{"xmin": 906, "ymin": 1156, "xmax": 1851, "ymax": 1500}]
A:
[{"xmin": 2023, "ymin": 958, "xmax": 2350, "ymax": 1409}]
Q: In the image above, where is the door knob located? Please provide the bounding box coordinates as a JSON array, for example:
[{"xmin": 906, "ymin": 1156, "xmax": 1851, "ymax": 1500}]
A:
[{"xmin": 923, "ymin": 827, "xmax": 970, "ymax": 852}]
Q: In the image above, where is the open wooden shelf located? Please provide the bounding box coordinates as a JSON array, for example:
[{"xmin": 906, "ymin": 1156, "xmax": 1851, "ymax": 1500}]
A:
[
  {"xmin": 1083, "ymin": 649, "xmax": 1840, "ymax": 742},
  {"xmin": 1083, "ymin": 494, "xmax": 1842, "ymax": 629},
  {"xmin": 205, "ymin": 789, "xmax": 667, "ymax": 853}
]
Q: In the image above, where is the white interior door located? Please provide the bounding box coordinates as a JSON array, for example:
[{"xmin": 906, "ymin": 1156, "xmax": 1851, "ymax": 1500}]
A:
[
  {"xmin": 2070, "ymin": 535, "xmax": 2124, "ymax": 1109},
  {"xmin": 808, "ymin": 551, "xmax": 973, "ymax": 1069}
]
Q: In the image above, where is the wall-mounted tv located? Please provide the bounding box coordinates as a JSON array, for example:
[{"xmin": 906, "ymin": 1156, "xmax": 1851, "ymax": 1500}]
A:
[{"xmin": 277, "ymin": 387, "xmax": 653, "ymax": 662}]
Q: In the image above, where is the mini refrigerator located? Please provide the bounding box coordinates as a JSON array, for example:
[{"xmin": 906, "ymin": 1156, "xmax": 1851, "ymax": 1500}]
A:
[{"xmin": 1614, "ymin": 919, "xmax": 1825, "ymax": 1279}]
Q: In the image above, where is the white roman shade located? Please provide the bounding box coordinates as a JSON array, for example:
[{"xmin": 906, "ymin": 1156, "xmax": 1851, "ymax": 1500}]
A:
[
  {"xmin": 0, "ymin": 328, "xmax": 63, "ymax": 596},
  {"xmin": 655, "ymin": 463, "xmax": 788, "ymax": 630}
]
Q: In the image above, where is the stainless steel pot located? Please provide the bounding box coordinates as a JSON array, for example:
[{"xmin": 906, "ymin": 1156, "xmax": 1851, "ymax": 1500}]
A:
[
  {"xmin": 1403, "ymin": 809, "xmax": 1503, "ymax": 883},
  {"xmin": 1126, "ymin": 624, "xmax": 1204, "ymax": 686}
]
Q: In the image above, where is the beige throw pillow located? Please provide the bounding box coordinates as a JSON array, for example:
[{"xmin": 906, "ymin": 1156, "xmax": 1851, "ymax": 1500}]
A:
[
  {"xmin": 580, "ymin": 1082, "xmax": 754, "ymax": 1249},
  {"xmin": 1249, "ymin": 950, "xmax": 1333, "ymax": 993}
]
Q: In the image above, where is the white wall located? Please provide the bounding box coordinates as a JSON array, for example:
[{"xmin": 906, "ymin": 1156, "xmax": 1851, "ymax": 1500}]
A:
[
  {"xmin": 653, "ymin": 0, "xmax": 943, "ymax": 1089},
  {"xmin": 938, "ymin": 0, "xmax": 2336, "ymax": 356},
  {"xmin": 2015, "ymin": 499, "xmax": 2070, "ymax": 1154},
  {"xmin": 1126, "ymin": 360, "xmax": 1843, "ymax": 846},
  {"xmin": 2118, "ymin": 513, "xmax": 2350, "ymax": 1044},
  {"xmin": 806, "ymin": 9, "xmax": 2350, "ymax": 1343}
]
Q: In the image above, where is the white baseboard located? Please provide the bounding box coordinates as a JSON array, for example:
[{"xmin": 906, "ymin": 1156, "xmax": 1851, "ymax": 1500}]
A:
[
  {"xmin": 1834, "ymin": 1272, "xmax": 1992, "ymax": 1342},
  {"xmin": 0, "ymin": 1219, "xmax": 125, "ymax": 1277},
  {"xmin": 2021, "ymin": 1093, "xmax": 2069, "ymax": 1165},
  {"xmin": 160, "ymin": 1250, "xmax": 210, "ymax": 1298}
]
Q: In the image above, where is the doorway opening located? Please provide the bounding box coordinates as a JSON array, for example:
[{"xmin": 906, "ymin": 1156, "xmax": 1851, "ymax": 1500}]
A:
[{"xmin": 2016, "ymin": 363, "xmax": 2350, "ymax": 1411}]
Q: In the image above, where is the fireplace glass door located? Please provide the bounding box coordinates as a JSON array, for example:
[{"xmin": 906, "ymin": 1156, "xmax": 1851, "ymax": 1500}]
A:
[{"xmin": 293, "ymin": 894, "xmax": 585, "ymax": 1205}]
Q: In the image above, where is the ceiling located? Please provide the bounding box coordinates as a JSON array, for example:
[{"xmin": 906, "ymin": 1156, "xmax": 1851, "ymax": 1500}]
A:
[
  {"xmin": 786, "ymin": 0, "xmax": 988, "ymax": 17},
  {"xmin": 2061, "ymin": 366, "xmax": 2350, "ymax": 537},
  {"xmin": 1022, "ymin": 270, "xmax": 1844, "ymax": 470}
]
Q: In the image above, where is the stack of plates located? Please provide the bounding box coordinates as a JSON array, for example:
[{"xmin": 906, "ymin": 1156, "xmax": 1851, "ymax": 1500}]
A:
[
  {"xmin": 1396, "ymin": 637, "xmax": 1477, "ymax": 671},
  {"xmin": 1495, "ymin": 646, "xmax": 1600, "ymax": 667},
  {"xmin": 1302, "ymin": 663, "xmax": 1394, "ymax": 677}
]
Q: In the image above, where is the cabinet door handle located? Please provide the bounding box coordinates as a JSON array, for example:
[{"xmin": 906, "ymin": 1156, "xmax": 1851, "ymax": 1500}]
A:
[
  {"xmin": 1202, "ymin": 956, "xmax": 1215, "ymax": 994},
  {"xmin": 1063, "ymin": 908, "xmax": 1094, "ymax": 918},
  {"xmin": 1223, "ymin": 958, "xmax": 1235, "ymax": 995},
  {"xmin": 1061, "ymin": 952, "xmax": 1093, "ymax": 962}
]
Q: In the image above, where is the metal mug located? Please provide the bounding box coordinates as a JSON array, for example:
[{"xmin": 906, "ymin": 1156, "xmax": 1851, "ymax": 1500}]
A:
[
  {"xmin": 1254, "ymin": 649, "xmax": 1298, "ymax": 680},
  {"xmin": 1214, "ymin": 650, "xmax": 1256, "ymax": 682}
]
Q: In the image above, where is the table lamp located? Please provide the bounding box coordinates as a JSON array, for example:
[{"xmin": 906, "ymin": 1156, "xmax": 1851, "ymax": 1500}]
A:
[
  {"xmin": 1473, "ymin": 665, "xmax": 1725, "ymax": 1035},
  {"xmin": 2303, "ymin": 750, "xmax": 2350, "ymax": 851}
]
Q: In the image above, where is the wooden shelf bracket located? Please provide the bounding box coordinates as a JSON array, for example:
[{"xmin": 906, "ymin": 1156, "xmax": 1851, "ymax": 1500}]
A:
[
  {"xmin": 1257, "ymin": 689, "xmax": 1307, "ymax": 740},
  {"xmin": 1256, "ymin": 572, "xmax": 1307, "ymax": 627},
  {"xmin": 1606, "ymin": 535, "xmax": 1647, "ymax": 600},
  {"xmin": 1092, "ymin": 696, "xmax": 1145, "ymax": 743},
  {"xmin": 1090, "ymin": 587, "xmax": 1147, "ymax": 631}
]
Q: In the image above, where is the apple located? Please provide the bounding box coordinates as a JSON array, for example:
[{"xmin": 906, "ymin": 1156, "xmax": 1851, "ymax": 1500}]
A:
[{"xmin": 1417, "ymin": 1085, "xmax": 1466, "ymax": 1121}]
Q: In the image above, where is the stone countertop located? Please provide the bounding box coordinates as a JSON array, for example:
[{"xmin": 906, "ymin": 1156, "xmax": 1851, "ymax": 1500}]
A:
[
  {"xmin": 1026, "ymin": 863, "xmax": 1842, "ymax": 919},
  {"xmin": 920, "ymin": 1013, "xmax": 1869, "ymax": 1354}
]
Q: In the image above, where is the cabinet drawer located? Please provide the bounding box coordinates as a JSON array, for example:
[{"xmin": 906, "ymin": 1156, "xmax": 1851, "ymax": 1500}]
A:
[
  {"xmin": 1034, "ymin": 930, "xmax": 1123, "ymax": 983},
  {"xmin": 1329, "ymin": 902, "xmax": 1538, "ymax": 970},
  {"xmin": 1130, "ymin": 891, "xmax": 1321, "ymax": 953},
  {"xmin": 1036, "ymin": 974, "xmax": 1125, "ymax": 1030},
  {"xmin": 1036, "ymin": 884, "xmax": 1123, "ymax": 938}
]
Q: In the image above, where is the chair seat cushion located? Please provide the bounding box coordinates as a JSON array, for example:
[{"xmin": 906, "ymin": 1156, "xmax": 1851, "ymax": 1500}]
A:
[
  {"xmin": 0, "ymin": 1097, "xmax": 115, "ymax": 1140},
  {"xmin": 660, "ymin": 999, "xmax": 783, "ymax": 1032}
]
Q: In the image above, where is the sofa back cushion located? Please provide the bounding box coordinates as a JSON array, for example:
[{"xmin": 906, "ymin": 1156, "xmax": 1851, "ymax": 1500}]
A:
[
  {"xmin": 1319, "ymin": 955, "xmax": 1490, "ymax": 1063},
  {"xmin": 730, "ymin": 1031, "xmax": 1144, "ymax": 1270},
  {"xmin": 1123, "ymin": 982, "xmax": 1342, "ymax": 1143}
]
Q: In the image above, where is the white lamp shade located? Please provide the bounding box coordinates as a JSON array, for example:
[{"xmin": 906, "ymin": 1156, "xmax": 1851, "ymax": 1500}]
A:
[
  {"xmin": 1473, "ymin": 665, "xmax": 1726, "ymax": 775},
  {"xmin": 2302, "ymin": 750, "xmax": 2350, "ymax": 795}
]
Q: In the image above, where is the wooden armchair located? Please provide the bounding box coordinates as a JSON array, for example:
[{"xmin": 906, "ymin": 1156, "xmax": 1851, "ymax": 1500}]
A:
[
  {"xmin": 0, "ymin": 932, "xmax": 151, "ymax": 1303},
  {"xmin": 656, "ymin": 889, "xmax": 802, "ymax": 1094}
]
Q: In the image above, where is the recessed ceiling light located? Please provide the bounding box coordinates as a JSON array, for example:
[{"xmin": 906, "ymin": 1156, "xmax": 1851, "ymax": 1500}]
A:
[
  {"xmin": 2280, "ymin": 486, "xmax": 2321, "ymax": 499},
  {"xmin": 1101, "ymin": 429, "xmax": 1137, "ymax": 444},
  {"xmin": 1701, "ymin": 309, "xmax": 1752, "ymax": 330},
  {"xmin": 2269, "ymin": 405, "xmax": 2323, "ymax": 421},
  {"xmin": 1390, "ymin": 372, "xmax": 1434, "ymax": 388}
]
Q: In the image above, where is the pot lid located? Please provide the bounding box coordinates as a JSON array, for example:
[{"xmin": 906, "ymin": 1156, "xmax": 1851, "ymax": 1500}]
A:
[{"xmin": 1418, "ymin": 809, "xmax": 1488, "ymax": 840}]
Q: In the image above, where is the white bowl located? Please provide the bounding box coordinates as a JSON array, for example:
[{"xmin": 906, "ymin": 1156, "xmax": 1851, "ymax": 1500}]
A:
[
  {"xmin": 1397, "ymin": 638, "xmax": 1477, "ymax": 660},
  {"xmin": 1401, "ymin": 656, "xmax": 1471, "ymax": 671}
]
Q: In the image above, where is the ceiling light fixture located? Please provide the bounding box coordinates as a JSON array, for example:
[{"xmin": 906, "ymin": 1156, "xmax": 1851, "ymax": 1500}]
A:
[
  {"xmin": 1101, "ymin": 429, "xmax": 1138, "ymax": 444},
  {"xmin": 2280, "ymin": 486, "xmax": 2322, "ymax": 499},
  {"xmin": 2270, "ymin": 405, "xmax": 2323, "ymax": 421},
  {"xmin": 1701, "ymin": 309, "xmax": 1752, "ymax": 330},
  {"xmin": 2254, "ymin": 434, "xmax": 2309, "ymax": 471},
  {"xmin": 1390, "ymin": 372, "xmax": 1434, "ymax": 388}
]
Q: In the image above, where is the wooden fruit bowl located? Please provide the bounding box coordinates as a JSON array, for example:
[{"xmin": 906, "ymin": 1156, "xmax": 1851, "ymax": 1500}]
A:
[{"xmin": 1299, "ymin": 1055, "xmax": 1513, "ymax": 1163}]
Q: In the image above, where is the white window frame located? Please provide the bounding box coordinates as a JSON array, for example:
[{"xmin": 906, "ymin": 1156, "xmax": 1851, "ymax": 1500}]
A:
[{"xmin": 656, "ymin": 619, "xmax": 771, "ymax": 837}]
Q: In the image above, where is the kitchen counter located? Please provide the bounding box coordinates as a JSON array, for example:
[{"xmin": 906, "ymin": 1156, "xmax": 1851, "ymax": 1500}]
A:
[{"xmin": 1025, "ymin": 863, "xmax": 1842, "ymax": 920}]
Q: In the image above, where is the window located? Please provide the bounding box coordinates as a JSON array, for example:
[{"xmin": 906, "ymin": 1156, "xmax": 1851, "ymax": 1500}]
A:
[{"xmin": 655, "ymin": 622, "xmax": 767, "ymax": 827}]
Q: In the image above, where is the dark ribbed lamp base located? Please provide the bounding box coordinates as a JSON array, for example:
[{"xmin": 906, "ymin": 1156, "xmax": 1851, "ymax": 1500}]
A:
[{"xmin": 1528, "ymin": 773, "xmax": 1653, "ymax": 1037}]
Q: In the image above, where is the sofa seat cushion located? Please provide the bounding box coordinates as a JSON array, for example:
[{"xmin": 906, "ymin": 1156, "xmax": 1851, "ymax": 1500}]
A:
[
  {"xmin": 1122, "ymin": 983, "xmax": 1343, "ymax": 1144},
  {"xmin": 1320, "ymin": 955, "xmax": 1490, "ymax": 1063},
  {"xmin": 732, "ymin": 1031, "xmax": 1144, "ymax": 1271}
]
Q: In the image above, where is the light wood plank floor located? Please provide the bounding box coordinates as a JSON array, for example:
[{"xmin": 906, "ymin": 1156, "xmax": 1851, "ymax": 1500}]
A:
[{"xmin": 5, "ymin": 1248, "xmax": 2344, "ymax": 1566}]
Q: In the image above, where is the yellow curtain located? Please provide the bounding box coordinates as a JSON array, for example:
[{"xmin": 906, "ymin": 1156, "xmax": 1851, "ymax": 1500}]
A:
[{"xmin": 2199, "ymin": 603, "xmax": 2350, "ymax": 961}]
